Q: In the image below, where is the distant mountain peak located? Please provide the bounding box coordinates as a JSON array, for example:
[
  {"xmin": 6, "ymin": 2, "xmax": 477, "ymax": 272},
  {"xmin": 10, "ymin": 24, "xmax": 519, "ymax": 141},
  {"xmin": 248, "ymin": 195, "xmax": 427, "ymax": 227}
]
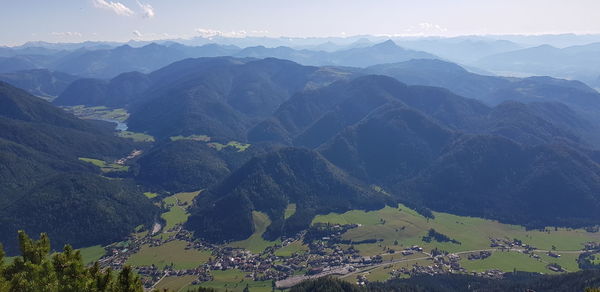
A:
[{"xmin": 374, "ymin": 39, "xmax": 399, "ymax": 49}]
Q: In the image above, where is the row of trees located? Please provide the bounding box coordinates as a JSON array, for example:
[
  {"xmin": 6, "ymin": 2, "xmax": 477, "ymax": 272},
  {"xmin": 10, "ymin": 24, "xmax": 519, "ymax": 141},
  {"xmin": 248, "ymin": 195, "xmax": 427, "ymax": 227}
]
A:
[{"xmin": 0, "ymin": 231, "xmax": 142, "ymax": 292}]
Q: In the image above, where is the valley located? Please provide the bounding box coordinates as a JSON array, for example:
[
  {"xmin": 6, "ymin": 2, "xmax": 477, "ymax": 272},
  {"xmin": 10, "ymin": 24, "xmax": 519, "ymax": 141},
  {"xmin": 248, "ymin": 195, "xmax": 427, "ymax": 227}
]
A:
[
  {"xmin": 87, "ymin": 188, "xmax": 600, "ymax": 291},
  {"xmin": 4, "ymin": 16, "xmax": 600, "ymax": 291}
]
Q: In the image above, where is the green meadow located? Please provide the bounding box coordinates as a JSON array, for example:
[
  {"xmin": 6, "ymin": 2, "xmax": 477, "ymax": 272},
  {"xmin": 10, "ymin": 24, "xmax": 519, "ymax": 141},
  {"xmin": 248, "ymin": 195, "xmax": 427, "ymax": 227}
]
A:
[
  {"xmin": 127, "ymin": 240, "xmax": 212, "ymax": 270},
  {"xmin": 313, "ymin": 204, "xmax": 600, "ymax": 277},
  {"xmin": 117, "ymin": 131, "xmax": 155, "ymax": 142},
  {"xmin": 228, "ymin": 211, "xmax": 280, "ymax": 253},
  {"xmin": 185, "ymin": 269, "xmax": 273, "ymax": 292},
  {"xmin": 78, "ymin": 245, "xmax": 106, "ymax": 265},
  {"xmin": 78, "ymin": 157, "xmax": 129, "ymax": 173}
]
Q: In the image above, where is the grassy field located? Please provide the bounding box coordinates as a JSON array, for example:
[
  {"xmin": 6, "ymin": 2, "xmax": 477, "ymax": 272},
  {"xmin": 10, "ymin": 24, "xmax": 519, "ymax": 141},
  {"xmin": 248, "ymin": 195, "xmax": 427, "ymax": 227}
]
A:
[
  {"xmin": 174, "ymin": 190, "xmax": 202, "ymax": 206},
  {"xmin": 360, "ymin": 258, "xmax": 433, "ymax": 282},
  {"xmin": 170, "ymin": 134, "xmax": 211, "ymax": 142},
  {"xmin": 117, "ymin": 131, "xmax": 155, "ymax": 142},
  {"xmin": 313, "ymin": 204, "xmax": 600, "ymax": 274},
  {"xmin": 127, "ymin": 240, "xmax": 212, "ymax": 270},
  {"xmin": 78, "ymin": 245, "xmax": 106, "ymax": 264},
  {"xmin": 160, "ymin": 191, "xmax": 202, "ymax": 231},
  {"xmin": 79, "ymin": 157, "xmax": 129, "ymax": 173},
  {"xmin": 284, "ymin": 204, "xmax": 297, "ymax": 219},
  {"xmin": 228, "ymin": 211, "xmax": 280, "ymax": 253},
  {"xmin": 161, "ymin": 206, "xmax": 188, "ymax": 231},
  {"xmin": 274, "ymin": 240, "xmax": 308, "ymax": 257},
  {"xmin": 185, "ymin": 270, "xmax": 273, "ymax": 292},
  {"xmin": 534, "ymin": 251, "xmax": 580, "ymax": 272},
  {"xmin": 208, "ymin": 141, "xmax": 251, "ymax": 152},
  {"xmin": 144, "ymin": 192, "xmax": 159, "ymax": 199},
  {"xmin": 62, "ymin": 105, "xmax": 129, "ymax": 121},
  {"xmin": 461, "ymin": 251, "xmax": 551, "ymax": 273},
  {"xmin": 154, "ymin": 275, "xmax": 197, "ymax": 292}
]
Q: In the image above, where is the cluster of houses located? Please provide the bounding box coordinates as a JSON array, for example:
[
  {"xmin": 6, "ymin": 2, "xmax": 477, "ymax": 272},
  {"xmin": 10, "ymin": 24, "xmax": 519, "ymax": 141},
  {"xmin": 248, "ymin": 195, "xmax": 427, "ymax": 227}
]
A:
[
  {"xmin": 584, "ymin": 242, "xmax": 600, "ymax": 251},
  {"xmin": 468, "ymin": 251, "xmax": 492, "ymax": 260},
  {"xmin": 114, "ymin": 149, "xmax": 143, "ymax": 165},
  {"xmin": 489, "ymin": 237, "xmax": 536, "ymax": 251},
  {"xmin": 98, "ymin": 217, "xmax": 598, "ymax": 290}
]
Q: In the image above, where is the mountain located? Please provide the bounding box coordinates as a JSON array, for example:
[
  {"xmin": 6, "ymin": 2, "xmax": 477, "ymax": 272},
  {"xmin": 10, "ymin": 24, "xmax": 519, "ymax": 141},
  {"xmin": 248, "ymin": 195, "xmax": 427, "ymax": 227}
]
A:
[
  {"xmin": 475, "ymin": 42, "xmax": 600, "ymax": 88},
  {"xmin": 319, "ymin": 103, "xmax": 455, "ymax": 184},
  {"xmin": 54, "ymin": 71, "xmax": 150, "ymax": 107},
  {"xmin": 0, "ymin": 173, "xmax": 156, "ymax": 254},
  {"xmin": 136, "ymin": 140, "xmax": 231, "ymax": 193},
  {"xmin": 366, "ymin": 59, "xmax": 511, "ymax": 102},
  {"xmin": 186, "ymin": 148, "xmax": 391, "ymax": 243},
  {"xmin": 487, "ymin": 76, "xmax": 600, "ymax": 118},
  {"xmin": 325, "ymin": 40, "xmax": 438, "ymax": 67},
  {"xmin": 402, "ymin": 135, "xmax": 600, "ymax": 228},
  {"xmin": 394, "ymin": 37, "xmax": 523, "ymax": 63},
  {"xmin": 366, "ymin": 59, "xmax": 600, "ymax": 146},
  {"xmin": 0, "ymin": 56, "xmax": 41, "ymax": 73},
  {"xmin": 245, "ymin": 74, "xmax": 600, "ymax": 230},
  {"xmin": 249, "ymin": 75, "xmax": 489, "ymax": 148},
  {"xmin": 136, "ymin": 139, "xmax": 275, "ymax": 193},
  {"xmin": 0, "ymin": 69, "xmax": 77, "ymax": 98},
  {"xmin": 51, "ymin": 43, "xmax": 190, "ymax": 78},
  {"xmin": 4, "ymin": 41, "xmax": 436, "ymax": 81},
  {"xmin": 0, "ymin": 81, "xmax": 156, "ymax": 254},
  {"xmin": 121, "ymin": 57, "xmax": 353, "ymax": 140},
  {"xmin": 236, "ymin": 40, "xmax": 439, "ymax": 67}
]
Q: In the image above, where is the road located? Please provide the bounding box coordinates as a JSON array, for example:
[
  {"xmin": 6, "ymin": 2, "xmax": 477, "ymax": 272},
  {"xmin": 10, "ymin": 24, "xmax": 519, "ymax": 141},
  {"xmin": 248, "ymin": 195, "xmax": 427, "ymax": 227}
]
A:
[{"xmin": 278, "ymin": 247, "xmax": 587, "ymax": 288}]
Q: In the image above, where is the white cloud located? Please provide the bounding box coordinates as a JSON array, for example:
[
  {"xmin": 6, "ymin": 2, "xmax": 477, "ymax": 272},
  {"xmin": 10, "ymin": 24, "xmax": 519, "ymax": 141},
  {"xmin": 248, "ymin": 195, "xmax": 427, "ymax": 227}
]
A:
[
  {"xmin": 92, "ymin": 0, "xmax": 134, "ymax": 16},
  {"xmin": 136, "ymin": 0, "xmax": 155, "ymax": 18},
  {"xmin": 132, "ymin": 30, "xmax": 142, "ymax": 37},
  {"xmin": 418, "ymin": 22, "xmax": 448, "ymax": 33},
  {"xmin": 51, "ymin": 32, "xmax": 83, "ymax": 37},
  {"xmin": 195, "ymin": 28, "xmax": 269, "ymax": 39}
]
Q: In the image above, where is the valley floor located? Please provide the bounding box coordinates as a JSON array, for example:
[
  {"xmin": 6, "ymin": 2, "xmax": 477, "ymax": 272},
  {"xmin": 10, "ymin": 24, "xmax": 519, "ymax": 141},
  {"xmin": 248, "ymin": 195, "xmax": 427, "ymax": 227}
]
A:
[{"xmin": 86, "ymin": 191, "xmax": 600, "ymax": 292}]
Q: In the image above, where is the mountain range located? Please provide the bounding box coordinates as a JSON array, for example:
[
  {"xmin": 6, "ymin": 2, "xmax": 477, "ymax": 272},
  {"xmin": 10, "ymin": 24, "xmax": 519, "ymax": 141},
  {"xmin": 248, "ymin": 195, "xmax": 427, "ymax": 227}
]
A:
[{"xmin": 3, "ymin": 48, "xmax": 600, "ymax": 250}]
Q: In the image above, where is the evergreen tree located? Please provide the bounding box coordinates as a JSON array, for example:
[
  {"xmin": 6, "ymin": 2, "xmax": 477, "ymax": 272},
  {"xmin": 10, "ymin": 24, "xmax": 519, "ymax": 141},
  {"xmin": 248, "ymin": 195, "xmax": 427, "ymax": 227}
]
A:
[
  {"xmin": 0, "ymin": 231, "xmax": 144, "ymax": 292},
  {"xmin": 114, "ymin": 265, "xmax": 143, "ymax": 292}
]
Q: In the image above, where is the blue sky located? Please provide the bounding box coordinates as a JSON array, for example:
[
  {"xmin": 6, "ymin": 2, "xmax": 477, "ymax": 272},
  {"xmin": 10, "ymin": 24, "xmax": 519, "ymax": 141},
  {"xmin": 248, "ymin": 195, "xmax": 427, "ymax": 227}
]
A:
[{"xmin": 2, "ymin": 0, "xmax": 600, "ymax": 46}]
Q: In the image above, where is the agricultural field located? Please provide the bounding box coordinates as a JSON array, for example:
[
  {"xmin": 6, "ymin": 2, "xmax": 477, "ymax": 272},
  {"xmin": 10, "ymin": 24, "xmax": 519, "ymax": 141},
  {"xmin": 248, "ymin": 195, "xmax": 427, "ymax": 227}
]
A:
[
  {"xmin": 160, "ymin": 191, "xmax": 202, "ymax": 232},
  {"xmin": 170, "ymin": 134, "xmax": 211, "ymax": 142},
  {"xmin": 228, "ymin": 211, "xmax": 280, "ymax": 253},
  {"xmin": 284, "ymin": 204, "xmax": 297, "ymax": 219},
  {"xmin": 154, "ymin": 275, "xmax": 197, "ymax": 292},
  {"xmin": 274, "ymin": 240, "xmax": 308, "ymax": 257},
  {"xmin": 78, "ymin": 157, "xmax": 129, "ymax": 173},
  {"xmin": 62, "ymin": 105, "xmax": 129, "ymax": 122},
  {"xmin": 117, "ymin": 131, "xmax": 155, "ymax": 142},
  {"xmin": 144, "ymin": 192, "xmax": 159, "ymax": 199},
  {"xmin": 127, "ymin": 240, "xmax": 212, "ymax": 270},
  {"xmin": 168, "ymin": 134, "xmax": 250, "ymax": 152},
  {"xmin": 354, "ymin": 258, "xmax": 433, "ymax": 282},
  {"xmin": 78, "ymin": 245, "xmax": 106, "ymax": 265},
  {"xmin": 185, "ymin": 270, "xmax": 273, "ymax": 292},
  {"xmin": 313, "ymin": 204, "xmax": 600, "ymax": 278},
  {"xmin": 208, "ymin": 141, "xmax": 251, "ymax": 152}
]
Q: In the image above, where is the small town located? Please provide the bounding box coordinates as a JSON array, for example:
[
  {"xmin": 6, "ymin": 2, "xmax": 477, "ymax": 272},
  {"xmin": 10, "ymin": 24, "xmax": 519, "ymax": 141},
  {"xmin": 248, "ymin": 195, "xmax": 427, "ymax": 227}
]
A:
[{"xmin": 92, "ymin": 218, "xmax": 599, "ymax": 290}]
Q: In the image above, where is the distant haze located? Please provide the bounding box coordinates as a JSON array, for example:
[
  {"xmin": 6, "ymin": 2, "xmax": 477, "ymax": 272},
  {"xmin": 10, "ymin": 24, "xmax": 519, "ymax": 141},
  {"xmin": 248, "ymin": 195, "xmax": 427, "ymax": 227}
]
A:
[{"xmin": 2, "ymin": 0, "xmax": 600, "ymax": 46}]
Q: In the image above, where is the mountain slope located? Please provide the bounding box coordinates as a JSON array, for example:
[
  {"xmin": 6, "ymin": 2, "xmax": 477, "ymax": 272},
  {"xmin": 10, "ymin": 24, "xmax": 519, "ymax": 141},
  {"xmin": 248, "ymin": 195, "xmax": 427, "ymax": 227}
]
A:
[
  {"xmin": 186, "ymin": 148, "xmax": 391, "ymax": 242},
  {"xmin": 401, "ymin": 136, "xmax": 600, "ymax": 228},
  {"xmin": 0, "ymin": 173, "xmax": 156, "ymax": 254},
  {"xmin": 319, "ymin": 103, "xmax": 455, "ymax": 183},
  {"xmin": 0, "ymin": 69, "xmax": 77, "ymax": 98},
  {"xmin": 0, "ymin": 81, "xmax": 156, "ymax": 254},
  {"xmin": 125, "ymin": 57, "xmax": 351, "ymax": 139}
]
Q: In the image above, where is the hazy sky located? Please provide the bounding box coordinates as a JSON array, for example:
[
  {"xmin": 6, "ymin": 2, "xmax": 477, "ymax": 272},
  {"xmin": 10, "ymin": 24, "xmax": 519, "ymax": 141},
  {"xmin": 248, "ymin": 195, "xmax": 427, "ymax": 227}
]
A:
[{"xmin": 2, "ymin": 0, "xmax": 600, "ymax": 46}]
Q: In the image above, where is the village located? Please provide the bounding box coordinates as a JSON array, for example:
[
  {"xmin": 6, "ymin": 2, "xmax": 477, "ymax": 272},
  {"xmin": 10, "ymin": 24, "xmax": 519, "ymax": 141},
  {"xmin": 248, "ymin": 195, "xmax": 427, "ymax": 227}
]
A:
[{"xmin": 92, "ymin": 216, "xmax": 600, "ymax": 291}]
